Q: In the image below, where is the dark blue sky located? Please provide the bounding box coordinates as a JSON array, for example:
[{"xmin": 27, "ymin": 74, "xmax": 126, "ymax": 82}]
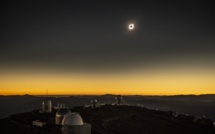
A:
[{"xmin": 1, "ymin": 0, "xmax": 215, "ymax": 71}]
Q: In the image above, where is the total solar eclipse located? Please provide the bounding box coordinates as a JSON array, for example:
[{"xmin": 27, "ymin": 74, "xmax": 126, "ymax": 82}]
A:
[{"xmin": 128, "ymin": 24, "xmax": 134, "ymax": 30}]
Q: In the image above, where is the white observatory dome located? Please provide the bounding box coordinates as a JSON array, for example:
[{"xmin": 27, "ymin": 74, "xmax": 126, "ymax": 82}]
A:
[
  {"xmin": 62, "ymin": 113, "xmax": 84, "ymax": 126},
  {"xmin": 55, "ymin": 108, "xmax": 72, "ymax": 125}
]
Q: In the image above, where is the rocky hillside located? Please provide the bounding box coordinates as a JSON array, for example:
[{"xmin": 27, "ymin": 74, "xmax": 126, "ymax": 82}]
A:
[{"xmin": 0, "ymin": 105, "xmax": 214, "ymax": 134}]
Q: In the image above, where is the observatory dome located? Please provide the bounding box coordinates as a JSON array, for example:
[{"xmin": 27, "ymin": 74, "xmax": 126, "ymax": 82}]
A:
[
  {"xmin": 62, "ymin": 113, "xmax": 84, "ymax": 126},
  {"xmin": 55, "ymin": 108, "xmax": 72, "ymax": 125},
  {"xmin": 56, "ymin": 108, "xmax": 71, "ymax": 116}
]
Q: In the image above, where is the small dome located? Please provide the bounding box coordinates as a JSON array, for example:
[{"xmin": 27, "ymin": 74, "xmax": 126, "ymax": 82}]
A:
[
  {"xmin": 62, "ymin": 113, "xmax": 83, "ymax": 126},
  {"xmin": 56, "ymin": 108, "xmax": 71, "ymax": 116}
]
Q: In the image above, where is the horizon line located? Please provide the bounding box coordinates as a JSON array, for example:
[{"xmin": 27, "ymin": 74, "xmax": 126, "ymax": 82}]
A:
[{"xmin": 1, "ymin": 93, "xmax": 215, "ymax": 96}]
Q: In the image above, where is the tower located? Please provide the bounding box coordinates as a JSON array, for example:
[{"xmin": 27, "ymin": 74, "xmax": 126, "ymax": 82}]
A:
[{"xmin": 41, "ymin": 89, "xmax": 52, "ymax": 113}]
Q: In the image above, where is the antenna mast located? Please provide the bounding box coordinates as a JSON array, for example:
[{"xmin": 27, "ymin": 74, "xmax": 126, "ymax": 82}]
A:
[{"xmin": 46, "ymin": 88, "xmax": 48, "ymax": 99}]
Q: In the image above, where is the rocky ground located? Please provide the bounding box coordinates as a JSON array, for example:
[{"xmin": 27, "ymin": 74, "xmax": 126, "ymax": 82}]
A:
[{"xmin": 0, "ymin": 105, "xmax": 214, "ymax": 134}]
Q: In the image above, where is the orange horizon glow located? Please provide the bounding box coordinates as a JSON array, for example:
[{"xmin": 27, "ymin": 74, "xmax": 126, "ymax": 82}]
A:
[
  {"xmin": 1, "ymin": 92, "xmax": 215, "ymax": 96},
  {"xmin": 0, "ymin": 66, "xmax": 215, "ymax": 96}
]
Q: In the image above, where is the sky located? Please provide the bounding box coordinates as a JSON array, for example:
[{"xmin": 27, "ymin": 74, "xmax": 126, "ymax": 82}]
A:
[{"xmin": 0, "ymin": 0, "xmax": 215, "ymax": 95}]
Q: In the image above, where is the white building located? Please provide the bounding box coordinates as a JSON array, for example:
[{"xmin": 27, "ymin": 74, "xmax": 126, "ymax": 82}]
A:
[
  {"xmin": 115, "ymin": 95, "xmax": 126, "ymax": 105},
  {"xmin": 61, "ymin": 113, "xmax": 91, "ymax": 134},
  {"xmin": 55, "ymin": 108, "xmax": 72, "ymax": 125},
  {"xmin": 32, "ymin": 120, "xmax": 46, "ymax": 127},
  {"xmin": 62, "ymin": 113, "xmax": 84, "ymax": 126},
  {"xmin": 54, "ymin": 103, "xmax": 66, "ymax": 110},
  {"xmin": 91, "ymin": 99, "xmax": 98, "ymax": 108},
  {"xmin": 41, "ymin": 100, "xmax": 52, "ymax": 113}
]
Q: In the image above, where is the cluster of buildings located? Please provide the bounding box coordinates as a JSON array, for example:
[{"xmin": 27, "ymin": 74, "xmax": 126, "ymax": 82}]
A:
[
  {"xmin": 34, "ymin": 99, "xmax": 92, "ymax": 134},
  {"xmin": 55, "ymin": 107, "xmax": 91, "ymax": 134},
  {"xmin": 33, "ymin": 95, "xmax": 126, "ymax": 133},
  {"xmin": 115, "ymin": 95, "xmax": 126, "ymax": 105},
  {"xmin": 31, "ymin": 95, "xmax": 215, "ymax": 133}
]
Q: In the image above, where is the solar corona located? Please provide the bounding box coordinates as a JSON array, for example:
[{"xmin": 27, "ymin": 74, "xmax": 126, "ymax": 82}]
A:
[{"xmin": 128, "ymin": 24, "xmax": 134, "ymax": 30}]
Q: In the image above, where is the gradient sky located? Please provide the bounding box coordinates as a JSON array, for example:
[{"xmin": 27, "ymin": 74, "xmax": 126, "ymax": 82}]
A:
[{"xmin": 0, "ymin": 1, "xmax": 215, "ymax": 95}]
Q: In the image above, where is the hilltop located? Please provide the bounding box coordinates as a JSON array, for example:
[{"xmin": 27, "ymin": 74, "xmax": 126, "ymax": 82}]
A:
[
  {"xmin": 0, "ymin": 105, "xmax": 214, "ymax": 134},
  {"xmin": 1, "ymin": 94, "xmax": 215, "ymax": 120}
]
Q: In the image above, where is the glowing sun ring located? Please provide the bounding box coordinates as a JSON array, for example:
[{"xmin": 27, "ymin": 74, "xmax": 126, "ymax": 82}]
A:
[{"xmin": 129, "ymin": 24, "xmax": 134, "ymax": 30}]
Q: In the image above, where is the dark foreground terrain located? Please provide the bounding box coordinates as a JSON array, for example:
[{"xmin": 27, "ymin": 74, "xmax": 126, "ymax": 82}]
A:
[
  {"xmin": 0, "ymin": 105, "xmax": 214, "ymax": 134},
  {"xmin": 0, "ymin": 94, "xmax": 215, "ymax": 121}
]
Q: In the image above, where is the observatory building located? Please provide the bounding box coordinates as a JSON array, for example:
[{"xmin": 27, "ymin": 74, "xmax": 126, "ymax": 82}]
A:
[
  {"xmin": 91, "ymin": 99, "xmax": 98, "ymax": 108},
  {"xmin": 115, "ymin": 95, "xmax": 126, "ymax": 105},
  {"xmin": 55, "ymin": 108, "xmax": 72, "ymax": 125},
  {"xmin": 54, "ymin": 103, "xmax": 66, "ymax": 110},
  {"xmin": 41, "ymin": 89, "xmax": 52, "ymax": 113},
  {"xmin": 41, "ymin": 100, "xmax": 52, "ymax": 113},
  {"xmin": 61, "ymin": 113, "xmax": 91, "ymax": 134},
  {"xmin": 55, "ymin": 108, "xmax": 91, "ymax": 134}
]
